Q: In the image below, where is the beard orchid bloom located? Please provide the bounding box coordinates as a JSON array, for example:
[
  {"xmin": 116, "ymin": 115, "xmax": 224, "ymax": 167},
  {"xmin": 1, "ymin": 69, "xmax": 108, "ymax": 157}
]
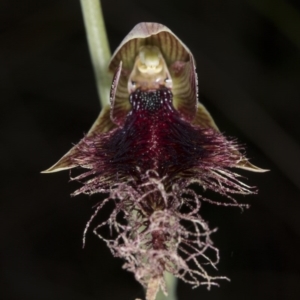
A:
[{"xmin": 43, "ymin": 23, "xmax": 266, "ymax": 299}]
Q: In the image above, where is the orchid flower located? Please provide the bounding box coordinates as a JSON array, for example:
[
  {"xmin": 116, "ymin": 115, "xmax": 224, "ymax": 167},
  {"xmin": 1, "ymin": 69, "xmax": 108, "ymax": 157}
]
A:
[{"xmin": 43, "ymin": 22, "xmax": 266, "ymax": 300}]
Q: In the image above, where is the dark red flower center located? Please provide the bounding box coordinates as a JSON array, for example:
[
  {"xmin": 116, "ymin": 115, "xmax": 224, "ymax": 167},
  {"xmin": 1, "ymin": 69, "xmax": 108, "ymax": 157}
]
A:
[
  {"xmin": 73, "ymin": 87, "xmax": 240, "ymax": 197},
  {"xmin": 104, "ymin": 87, "xmax": 210, "ymax": 179}
]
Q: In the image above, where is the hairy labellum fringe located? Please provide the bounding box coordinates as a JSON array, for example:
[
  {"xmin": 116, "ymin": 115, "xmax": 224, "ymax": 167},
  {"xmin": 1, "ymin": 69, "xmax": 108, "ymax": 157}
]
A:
[
  {"xmin": 70, "ymin": 88, "xmax": 255, "ymax": 292},
  {"xmin": 70, "ymin": 88, "xmax": 255, "ymax": 200},
  {"xmin": 83, "ymin": 171, "xmax": 231, "ymax": 290}
]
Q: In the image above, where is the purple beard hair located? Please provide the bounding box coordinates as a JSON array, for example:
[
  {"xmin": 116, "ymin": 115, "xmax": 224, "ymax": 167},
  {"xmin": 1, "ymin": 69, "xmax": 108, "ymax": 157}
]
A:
[
  {"xmin": 71, "ymin": 87, "xmax": 253, "ymax": 211},
  {"xmin": 70, "ymin": 87, "xmax": 255, "ymax": 289}
]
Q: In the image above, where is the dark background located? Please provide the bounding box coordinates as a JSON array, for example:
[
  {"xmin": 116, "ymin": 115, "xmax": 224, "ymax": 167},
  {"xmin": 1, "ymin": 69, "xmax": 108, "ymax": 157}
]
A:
[{"xmin": 1, "ymin": 0, "xmax": 300, "ymax": 299}]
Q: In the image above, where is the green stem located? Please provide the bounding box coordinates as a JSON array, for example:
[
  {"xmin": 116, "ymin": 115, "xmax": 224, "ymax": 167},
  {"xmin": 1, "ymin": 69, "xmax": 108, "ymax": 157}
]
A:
[
  {"xmin": 156, "ymin": 273, "xmax": 178, "ymax": 300},
  {"xmin": 79, "ymin": 1, "xmax": 178, "ymax": 299},
  {"xmin": 80, "ymin": 0, "xmax": 112, "ymax": 107}
]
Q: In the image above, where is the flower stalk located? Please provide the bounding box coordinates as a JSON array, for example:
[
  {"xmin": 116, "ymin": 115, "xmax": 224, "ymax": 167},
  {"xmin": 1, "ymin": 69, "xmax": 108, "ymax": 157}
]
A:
[
  {"xmin": 79, "ymin": 2, "xmax": 178, "ymax": 299},
  {"xmin": 155, "ymin": 272, "xmax": 177, "ymax": 300},
  {"xmin": 80, "ymin": 0, "xmax": 112, "ymax": 107}
]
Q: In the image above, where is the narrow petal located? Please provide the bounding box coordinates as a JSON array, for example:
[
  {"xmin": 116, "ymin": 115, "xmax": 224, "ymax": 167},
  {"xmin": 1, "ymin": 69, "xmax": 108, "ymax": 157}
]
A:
[
  {"xmin": 192, "ymin": 103, "xmax": 219, "ymax": 130},
  {"xmin": 236, "ymin": 159, "xmax": 269, "ymax": 172},
  {"xmin": 171, "ymin": 58, "xmax": 197, "ymax": 121},
  {"xmin": 191, "ymin": 103, "xmax": 268, "ymax": 173},
  {"xmin": 42, "ymin": 104, "xmax": 116, "ymax": 173},
  {"xmin": 110, "ymin": 61, "xmax": 132, "ymax": 126}
]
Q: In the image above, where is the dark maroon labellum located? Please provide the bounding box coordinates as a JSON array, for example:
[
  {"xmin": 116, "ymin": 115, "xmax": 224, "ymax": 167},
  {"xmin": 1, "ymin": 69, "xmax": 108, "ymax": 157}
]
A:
[
  {"xmin": 104, "ymin": 87, "xmax": 209, "ymax": 179},
  {"xmin": 72, "ymin": 86, "xmax": 245, "ymax": 201}
]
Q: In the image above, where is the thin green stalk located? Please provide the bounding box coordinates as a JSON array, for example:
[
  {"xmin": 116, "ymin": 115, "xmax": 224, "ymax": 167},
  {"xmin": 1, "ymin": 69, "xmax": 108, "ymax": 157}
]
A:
[
  {"xmin": 156, "ymin": 273, "xmax": 178, "ymax": 300},
  {"xmin": 80, "ymin": 0, "xmax": 112, "ymax": 107},
  {"xmin": 79, "ymin": 1, "xmax": 178, "ymax": 299}
]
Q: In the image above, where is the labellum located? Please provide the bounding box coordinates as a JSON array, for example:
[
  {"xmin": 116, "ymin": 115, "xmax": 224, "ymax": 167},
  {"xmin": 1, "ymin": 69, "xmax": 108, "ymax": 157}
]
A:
[{"xmin": 43, "ymin": 23, "xmax": 266, "ymax": 300}]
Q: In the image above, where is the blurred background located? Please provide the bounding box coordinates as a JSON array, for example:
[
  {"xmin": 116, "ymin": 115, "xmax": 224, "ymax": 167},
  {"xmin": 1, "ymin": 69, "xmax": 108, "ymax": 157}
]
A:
[{"xmin": 1, "ymin": 0, "xmax": 300, "ymax": 299}]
